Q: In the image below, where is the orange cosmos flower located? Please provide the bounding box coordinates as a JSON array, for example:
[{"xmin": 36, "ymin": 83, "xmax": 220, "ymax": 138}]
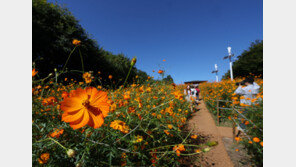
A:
[
  {"xmin": 61, "ymin": 91, "xmax": 69, "ymax": 99},
  {"xmin": 109, "ymin": 75, "xmax": 113, "ymax": 79},
  {"xmin": 168, "ymin": 124, "xmax": 173, "ymax": 129},
  {"xmin": 158, "ymin": 70, "xmax": 164, "ymax": 74},
  {"xmin": 42, "ymin": 96, "xmax": 57, "ymax": 106},
  {"xmin": 260, "ymin": 141, "xmax": 263, "ymax": 147},
  {"xmin": 164, "ymin": 130, "xmax": 170, "ymax": 135},
  {"xmin": 72, "ymin": 39, "xmax": 81, "ymax": 45},
  {"xmin": 50, "ymin": 128, "xmax": 64, "ymax": 138},
  {"xmin": 32, "ymin": 69, "xmax": 38, "ymax": 77},
  {"xmin": 253, "ymin": 137, "xmax": 260, "ymax": 143},
  {"xmin": 82, "ymin": 72, "xmax": 93, "ymax": 84},
  {"xmin": 110, "ymin": 120, "xmax": 129, "ymax": 133},
  {"xmin": 173, "ymin": 144, "xmax": 185, "ymax": 156},
  {"xmin": 61, "ymin": 87, "xmax": 110, "ymax": 129},
  {"xmin": 191, "ymin": 135, "xmax": 198, "ymax": 139},
  {"xmin": 38, "ymin": 153, "xmax": 50, "ymax": 164}
]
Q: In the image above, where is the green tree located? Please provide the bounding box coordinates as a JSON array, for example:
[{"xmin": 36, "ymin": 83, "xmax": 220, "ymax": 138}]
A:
[
  {"xmin": 163, "ymin": 75, "xmax": 174, "ymax": 84},
  {"xmin": 33, "ymin": 0, "xmax": 148, "ymax": 87},
  {"xmin": 223, "ymin": 40, "xmax": 263, "ymax": 79}
]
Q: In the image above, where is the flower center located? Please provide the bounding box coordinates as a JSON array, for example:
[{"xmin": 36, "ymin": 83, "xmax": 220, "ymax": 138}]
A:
[{"xmin": 82, "ymin": 99, "xmax": 90, "ymax": 107}]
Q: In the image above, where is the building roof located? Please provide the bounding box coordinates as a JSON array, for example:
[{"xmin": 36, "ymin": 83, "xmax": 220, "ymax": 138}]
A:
[{"xmin": 184, "ymin": 80, "xmax": 207, "ymax": 84}]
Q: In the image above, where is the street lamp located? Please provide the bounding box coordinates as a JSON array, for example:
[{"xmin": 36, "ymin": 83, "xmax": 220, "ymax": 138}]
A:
[
  {"xmin": 211, "ymin": 64, "xmax": 219, "ymax": 82},
  {"xmin": 223, "ymin": 46, "xmax": 234, "ymax": 80}
]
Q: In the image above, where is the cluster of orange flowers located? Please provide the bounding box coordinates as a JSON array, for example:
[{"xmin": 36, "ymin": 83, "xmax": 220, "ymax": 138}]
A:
[
  {"xmin": 32, "ymin": 57, "xmax": 203, "ymax": 166},
  {"xmin": 199, "ymin": 77, "xmax": 263, "ymax": 162},
  {"xmin": 173, "ymin": 144, "xmax": 186, "ymax": 156},
  {"xmin": 82, "ymin": 72, "xmax": 94, "ymax": 84},
  {"xmin": 110, "ymin": 120, "xmax": 130, "ymax": 133}
]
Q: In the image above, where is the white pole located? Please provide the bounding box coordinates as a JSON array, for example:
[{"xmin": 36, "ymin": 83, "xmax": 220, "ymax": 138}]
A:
[
  {"xmin": 214, "ymin": 64, "xmax": 219, "ymax": 82},
  {"xmin": 227, "ymin": 47, "xmax": 234, "ymax": 81},
  {"xmin": 216, "ymin": 74, "xmax": 219, "ymax": 82},
  {"xmin": 229, "ymin": 61, "xmax": 233, "ymax": 81}
]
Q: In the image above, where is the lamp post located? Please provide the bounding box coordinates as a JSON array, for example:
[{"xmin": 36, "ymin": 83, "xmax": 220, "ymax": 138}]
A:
[
  {"xmin": 223, "ymin": 46, "xmax": 234, "ymax": 81},
  {"xmin": 212, "ymin": 64, "xmax": 219, "ymax": 82}
]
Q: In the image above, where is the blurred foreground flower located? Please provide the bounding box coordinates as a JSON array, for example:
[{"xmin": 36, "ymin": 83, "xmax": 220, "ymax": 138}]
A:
[{"xmin": 61, "ymin": 87, "xmax": 110, "ymax": 129}]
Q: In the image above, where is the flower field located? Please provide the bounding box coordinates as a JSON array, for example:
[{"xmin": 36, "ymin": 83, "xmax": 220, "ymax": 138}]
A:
[
  {"xmin": 32, "ymin": 47, "xmax": 215, "ymax": 166},
  {"xmin": 199, "ymin": 78, "xmax": 263, "ymax": 166}
]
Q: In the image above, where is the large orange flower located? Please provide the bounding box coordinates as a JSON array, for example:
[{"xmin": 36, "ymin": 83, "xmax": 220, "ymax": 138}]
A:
[{"xmin": 61, "ymin": 87, "xmax": 110, "ymax": 129}]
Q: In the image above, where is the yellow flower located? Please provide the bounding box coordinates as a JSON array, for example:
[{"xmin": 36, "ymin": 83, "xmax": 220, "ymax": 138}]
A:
[
  {"xmin": 195, "ymin": 149, "xmax": 201, "ymax": 153},
  {"xmin": 168, "ymin": 124, "xmax": 173, "ymax": 129},
  {"xmin": 134, "ymin": 135, "xmax": 143, "ymax": 143}
]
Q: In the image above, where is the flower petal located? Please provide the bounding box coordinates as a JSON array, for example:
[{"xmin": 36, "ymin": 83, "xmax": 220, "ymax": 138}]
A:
[
  {"xmin": 61, "ymin": 97, "xmax": 83, "ymax": 113},
  {"xmin": 62, "ymin": 108, "xmax": 85, "ymax": 123},
  {"xmin": 88, "ymin": 112, "xmax": 104, "ymax": 129},
  {"xmin": 70, "ymin": 110, "xmax": 90, "ymax": 129}
]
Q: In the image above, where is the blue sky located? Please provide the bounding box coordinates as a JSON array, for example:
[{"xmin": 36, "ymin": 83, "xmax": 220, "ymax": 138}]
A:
[{"xmin": 49, "ymin": 0, "xmax": 262, "ymax": 84}]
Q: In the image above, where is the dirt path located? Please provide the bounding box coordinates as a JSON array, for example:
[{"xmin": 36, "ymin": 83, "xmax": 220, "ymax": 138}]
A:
[{"xmin": 187, "ymin": 100, "xmax": 234, "ymax": 167}]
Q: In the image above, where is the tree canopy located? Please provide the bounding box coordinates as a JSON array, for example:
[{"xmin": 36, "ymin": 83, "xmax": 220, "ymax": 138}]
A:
[
  {"xmin": 33, "ymin": 0, "xmax": 149, "ymax": 86},
  {"xmin": 222, "ymin": 40, "xmax": 263, "ymax": 79},
  {"xmin": 162, "ymin": 75, "xmax": 174, "ymax": 84}
]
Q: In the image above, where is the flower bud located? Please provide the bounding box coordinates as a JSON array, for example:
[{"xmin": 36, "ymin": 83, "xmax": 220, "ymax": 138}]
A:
[
  {"xmin": 203, "ymin": 147, "xmax": 211, "ymax": 152},
  {"xmin": 67, "ymin": 149, "xmax": 76, "ymax": 158},
  {"xmin": 131, "ymin": 57, "xmax": 137, "ymax": 66},
  {"xmin": 76, "ymin": 162, "xmax": 82, "ymax": 167}
]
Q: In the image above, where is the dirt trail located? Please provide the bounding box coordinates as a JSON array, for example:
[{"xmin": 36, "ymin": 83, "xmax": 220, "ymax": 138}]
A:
[{"xmin": 187, "ymin": 100, "xmax": 234, "ymax": 167}]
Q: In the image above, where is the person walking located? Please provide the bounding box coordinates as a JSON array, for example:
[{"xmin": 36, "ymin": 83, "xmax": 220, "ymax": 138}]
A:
[{"xmin": 195, "ymin": 85, "xmax": 200, "ymax": 101}]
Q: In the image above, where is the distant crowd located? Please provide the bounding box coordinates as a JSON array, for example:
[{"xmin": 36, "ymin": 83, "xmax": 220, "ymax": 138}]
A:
[{"xmin": 184, "ymin": 84, "xmax": 200, "ymax": 103}]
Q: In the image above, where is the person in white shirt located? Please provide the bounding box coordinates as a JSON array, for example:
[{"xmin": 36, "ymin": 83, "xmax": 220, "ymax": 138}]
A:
[
  {"xmin": 234, "ymin": 77, "xmax": 260, "ymax": 136},
  {"xmin": 234, "ymin": 77, "xmax": 260, "ymax": 105}
]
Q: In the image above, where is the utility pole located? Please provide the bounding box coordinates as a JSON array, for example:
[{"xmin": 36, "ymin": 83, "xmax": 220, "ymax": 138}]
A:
[
  {"xmin": 212, "ymin": 64, "xmax": 219, "ymax": 82},
  {"xmin": 223, "ymin": 46, "xmax": 234, "ymax": 80}
]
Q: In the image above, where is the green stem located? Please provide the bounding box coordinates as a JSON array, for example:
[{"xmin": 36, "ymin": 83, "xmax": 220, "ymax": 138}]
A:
[
  {"xmin": 78, "ymin": 48, "xmax": 85, "ymax": 73},
  {"xmin": 49, "ymin": 137, "xmax": 68, "ymax": 150},
  {"xmin": 36, "ymin": 137, "xmax": 67, "ymax": 151},
  {"xmin": 123, "ymin": 65, "xmax": 133, "ymax": 87},
  {"xmin": 61, "ymin": 46, "xmax": 77, "ymax": 72}
]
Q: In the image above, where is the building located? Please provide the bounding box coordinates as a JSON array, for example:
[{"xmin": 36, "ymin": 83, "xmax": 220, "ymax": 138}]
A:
[{"xmin": 184, "ymin": 80, "xmax": 207, "ymax": 85}]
